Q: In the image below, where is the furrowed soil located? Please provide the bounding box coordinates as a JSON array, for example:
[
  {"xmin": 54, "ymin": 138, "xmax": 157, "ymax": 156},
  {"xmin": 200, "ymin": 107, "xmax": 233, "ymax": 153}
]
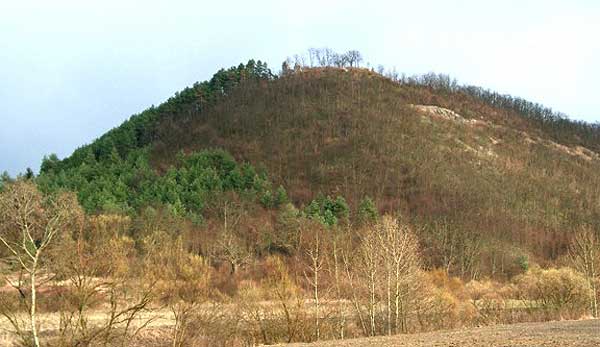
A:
[{"xmin": 278, "ymin": 320, "xmax": 600, "ymax": 347}]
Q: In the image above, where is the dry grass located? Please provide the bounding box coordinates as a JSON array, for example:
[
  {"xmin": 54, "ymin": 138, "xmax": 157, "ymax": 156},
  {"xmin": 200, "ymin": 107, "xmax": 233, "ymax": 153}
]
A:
[{"xmin": 0, "ymin": 309, "xmax": 173, "ymax": 345}]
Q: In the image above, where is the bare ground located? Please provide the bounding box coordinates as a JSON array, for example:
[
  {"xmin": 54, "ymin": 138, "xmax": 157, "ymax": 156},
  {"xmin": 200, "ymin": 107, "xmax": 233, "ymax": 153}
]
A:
[{"xmin": 278, "ymin": 320, "xmax": 600, "ymax": 347}]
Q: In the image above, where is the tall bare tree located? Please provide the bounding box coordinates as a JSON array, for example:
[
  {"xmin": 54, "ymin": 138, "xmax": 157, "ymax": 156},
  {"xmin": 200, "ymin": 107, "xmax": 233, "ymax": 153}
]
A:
[
  {"xmin": 214, "ymin": 199, "xmax": 251, "ymax": 274},
  {"xmin": 376, "ymin": 216, "xmax": 420, "ymax": 334},
  {"xmin": 345, "ymin": 50, "xmax": 363, "ymax": 67},
  {"xmin": 568, "ymin": 226, "xmax": 600, "ymax": 317},
  {"xmin": 0, "ymin": 180, "xmax": 82, "ymax": 347},
  {"xmin": 346, "ymin": 215, "xmax": 421, "ymax": 336},
  {"xmin": 301, "ymin": 225, "xmax": 327, "ymax": 340}
]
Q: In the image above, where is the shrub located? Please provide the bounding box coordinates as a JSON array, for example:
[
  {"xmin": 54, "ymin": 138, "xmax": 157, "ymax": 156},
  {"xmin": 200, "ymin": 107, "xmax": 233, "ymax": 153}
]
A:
[
  {"xmin": 357, "ymin": 196, "xmax": 378, "ymax": 225},
  {"xmin": 514, "ymin": 267, "xmax": 591, "ymax": 318}
]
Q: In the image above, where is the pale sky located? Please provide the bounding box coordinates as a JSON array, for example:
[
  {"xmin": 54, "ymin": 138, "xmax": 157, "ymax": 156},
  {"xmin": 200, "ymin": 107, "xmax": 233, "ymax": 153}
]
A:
[{"xmin": 1, "ymin": 0, "xmax": 599, "ymax": 175}]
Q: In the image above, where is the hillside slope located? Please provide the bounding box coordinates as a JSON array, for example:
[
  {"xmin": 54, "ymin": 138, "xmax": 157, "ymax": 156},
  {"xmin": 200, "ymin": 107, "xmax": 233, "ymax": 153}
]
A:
[
  {"xmin": 39, "ymin": 65, "xmax": 600, "ymax": 277},
  {"xmin": 151, "ymin": 67, "xmax": 600, "ymax": 269}
]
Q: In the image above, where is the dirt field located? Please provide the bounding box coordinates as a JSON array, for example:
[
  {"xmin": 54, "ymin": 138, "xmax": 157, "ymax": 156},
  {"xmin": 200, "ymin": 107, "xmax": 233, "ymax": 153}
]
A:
[
  {"xmin": 278, "ymin": 320, "xmax": 600, "ymax": 347},
  {"xmin": 3, "ymin": 313, "xmax": 598, "ymax": 346}
]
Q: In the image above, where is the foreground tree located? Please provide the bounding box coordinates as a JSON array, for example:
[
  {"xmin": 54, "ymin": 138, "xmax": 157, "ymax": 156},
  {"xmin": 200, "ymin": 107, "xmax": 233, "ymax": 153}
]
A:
[
  {"xmin": 376, "ymin": 216, "xmax": 421, "ymax": 334},
  {"xmin": 346, "ymin": 215, "xmax": 421, "ymax": 336},
  {"xmin": 299, "ymin": 224, "xmax": 327, "ymax": 340},
  {"xmin": 144, "ymin": 231, "xmax": 213, "ymax": 347},
  {"xmin": 0, "ymin": 180, "xmax": 82, "ymax": 347},
  {"xmin": 568, "ymin": 226, "xmax": 600, "ymax": 317},
  {"xmin": 51, "ymin": 214, "xmax": 154, "ymax": 346}
]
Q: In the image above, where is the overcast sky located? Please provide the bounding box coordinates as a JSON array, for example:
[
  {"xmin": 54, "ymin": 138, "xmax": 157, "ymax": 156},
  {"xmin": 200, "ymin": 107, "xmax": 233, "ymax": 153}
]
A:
[{"xmin": 1, "ymin": 0, "xmax": 599, "ymax": 175}]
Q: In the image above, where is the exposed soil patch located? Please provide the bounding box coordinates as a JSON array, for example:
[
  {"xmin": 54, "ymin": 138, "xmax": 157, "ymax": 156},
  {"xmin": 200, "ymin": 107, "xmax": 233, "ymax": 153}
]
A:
[
  {"xmin": 412, "ymin": 104, "xmax": 599, "ymax": 163},
  {"xmin": 277, "ymin": 319, "xmax": 600, "ymax": 347}
]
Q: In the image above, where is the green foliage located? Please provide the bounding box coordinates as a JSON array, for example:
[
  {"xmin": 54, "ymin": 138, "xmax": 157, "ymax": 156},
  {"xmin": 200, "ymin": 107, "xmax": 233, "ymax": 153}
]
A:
[
  {"xmin": 23, "ymin": 168, "xmax": 35, "ymax": 180},
  {"xmin": 259, "ymin": 190, "xmax": 275, "ymax": 209},
  {"xmin": 357, "ymin": 196, "xmax": 378, "ymax": 225},
  {"xmin": 36, "ymin": 59, "xmax": 277, "ymax": 217},
  {"xmin": 516, "ymin": 255, "xmax": 530, "ymax": 272},
  {"xmin": 264, "ymin": 202, "xmax": 302, "ymax": 254},
  {"xmin": 41, "ymin": 59, "xmax": 275, "ymax": 177},
  {"xmin": 37, "ymin": 148, "xmax": 274, "ymax": 217},
  {"xmin": 260, "ymin": 185, "xmax": 290, "ymax": 209},
  {"xmin": 274, "ymin": 186, "xmax": 289, "ymax": 206},
  {"xmin": 40, "ymin": 154, "xmax": 60, "ymax": 174},
  {"xmin": 304, "ymin": 194, "xmax": 349, "ymax": 227}
]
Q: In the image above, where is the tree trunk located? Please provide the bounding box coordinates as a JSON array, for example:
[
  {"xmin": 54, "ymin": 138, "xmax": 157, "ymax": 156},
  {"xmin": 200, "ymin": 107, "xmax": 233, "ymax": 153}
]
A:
[
  {"xmin": 590, "ymin": 279, "xmax": 598, "ymax": 318},
  {"xmin": 31, "ymin": 258, "xmax": 40, "ymax": 347},
  {"xmin": 369, "ymin": 272, "xmax": 376, "ymax": 336},
  {"xmin": 386, "ymin": 267, "xmax": 392, "ymax": 335},
  {"xmin": 313, "ymin": 251, "xmax": 320, "ymax": 340}
]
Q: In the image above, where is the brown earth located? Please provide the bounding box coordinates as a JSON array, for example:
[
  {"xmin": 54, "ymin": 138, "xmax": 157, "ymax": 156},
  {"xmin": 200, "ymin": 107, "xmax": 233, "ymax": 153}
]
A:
[{"xmin": 277, "ymin": 320, "xmax": 600, "ymax": 347}]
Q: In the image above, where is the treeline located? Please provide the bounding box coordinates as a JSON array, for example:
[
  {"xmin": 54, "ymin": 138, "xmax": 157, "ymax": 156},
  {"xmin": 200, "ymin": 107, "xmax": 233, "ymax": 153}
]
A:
[
  {"xmin": 39, "ymin": 49, "xmax": 600, "ymax": 222},
  {"xmin": 40, "ymin": 49, "xmax": 600, "ymax": 180},
  {"xmin": 23, "ymin": 52, "xmax": 600, "ymax": 278},
  {"xmin": 283, "ymin": 48, "xmax": 363, "ymax": 71},
  {"xmin": 398, "ymin": 72, "xmax": 600, "ymax": 152}
]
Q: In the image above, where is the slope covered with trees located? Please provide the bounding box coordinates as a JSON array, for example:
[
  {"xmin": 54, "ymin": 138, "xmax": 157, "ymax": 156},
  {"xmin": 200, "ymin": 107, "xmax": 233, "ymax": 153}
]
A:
[
  {"xmin": 149, "ymin": 60, "xmax": 600, "ymax": 272},
  {"xmin": 35, "ymin": 51, "xmax": 600, "ymax": 276},
  {"xmin": 2, "ymin": 49, "xmax": 600, "ymax": 346}
]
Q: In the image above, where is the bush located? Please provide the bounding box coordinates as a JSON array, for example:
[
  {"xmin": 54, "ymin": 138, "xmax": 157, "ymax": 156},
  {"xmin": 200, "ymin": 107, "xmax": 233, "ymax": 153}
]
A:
[
  {"xmin": 235, "ymin": 257, "xmax": 310, "ymax": 344},
  {"xmin": 415, "ymin": 270, "xmax": 476, "ymax": 330},
  {"xmin": 465, "ymin": 278, "xmax": 518, "ymax": 324},
  {"xmin": 357, "ymin": 196, "xmax": 378, "ymax": 225},
  {"xmin": 514, "ymin": 267, "xmax": 591, "ymax": 319},
  {"xmin": 304, "ymin": 194, "xmax": 349, "ymax": 227}
]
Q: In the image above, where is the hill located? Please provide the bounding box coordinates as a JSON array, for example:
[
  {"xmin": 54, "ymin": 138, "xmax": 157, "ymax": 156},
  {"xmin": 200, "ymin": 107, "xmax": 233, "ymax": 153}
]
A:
[
  {"xmin": 35, "ymin": 58, "xmax": 600, "ymax": 278},
  {"xmin": 3, "ymin": 52, "xmax": 600, "ymax": 346}
]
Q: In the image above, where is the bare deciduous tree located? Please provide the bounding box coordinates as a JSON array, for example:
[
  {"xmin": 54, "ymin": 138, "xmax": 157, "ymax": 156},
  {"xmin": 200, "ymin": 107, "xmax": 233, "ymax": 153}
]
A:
[
  {"xmin": 345, "ymin": 215, "xmax": 421, "ymax": 336},
  {"xmin": 345, "ymin": 50, "xmax": 363, "ymax": 68},
  {"xmin": 568, "ymin": 226, "xmax": 600, "ymax": 317},
  {"xmin": 213, "ymin": 200, "xmax": 252, "ymax": 274},
  {"xmin": 301, "ymin": 225, "xmax": 326, "ymax": 340},
  {"xmin": 19, "ymin": 212, "xmax": 153, "ymax": 347},
  {"xmin": 144, "ymin": 231, "xmax": 212, "ymax": 347},
  {"xmin": 0, "ymin": 180, "xmax": 82, "ymax": 347},
  {"xmin": 376, "ymin": 216, "xmax": 420, "ymax": 334}
]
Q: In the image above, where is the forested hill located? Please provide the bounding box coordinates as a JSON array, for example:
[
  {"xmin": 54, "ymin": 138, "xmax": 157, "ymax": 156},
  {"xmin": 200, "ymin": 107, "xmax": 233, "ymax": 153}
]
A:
[
  {"xmin": 37, "ymin": 60, "xmax": 279, "ymax": 216},
  {"xmin": 33, "ymin": 52, "xmax": 600, "ymax": 278}
]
